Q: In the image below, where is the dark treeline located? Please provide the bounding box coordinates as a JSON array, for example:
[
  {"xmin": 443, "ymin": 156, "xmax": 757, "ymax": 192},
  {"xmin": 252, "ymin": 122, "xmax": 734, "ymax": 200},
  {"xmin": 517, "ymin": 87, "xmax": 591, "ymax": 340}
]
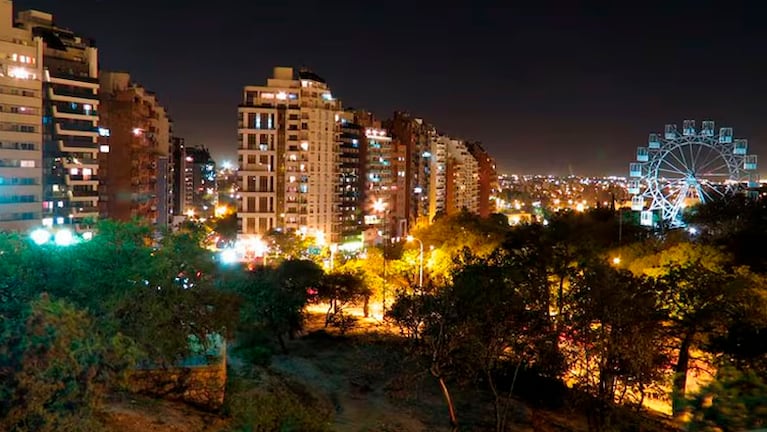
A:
[{"xmin": 1, "ymin": 198, "xmax": 767, "ymax": 431}]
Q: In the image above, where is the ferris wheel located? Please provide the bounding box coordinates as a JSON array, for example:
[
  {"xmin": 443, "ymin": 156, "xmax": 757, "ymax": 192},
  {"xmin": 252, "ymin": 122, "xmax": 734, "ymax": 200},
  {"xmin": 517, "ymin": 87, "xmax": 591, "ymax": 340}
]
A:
[{"xmin": 628, "ymin": 120, "xmax": 758, "ymax": 229}]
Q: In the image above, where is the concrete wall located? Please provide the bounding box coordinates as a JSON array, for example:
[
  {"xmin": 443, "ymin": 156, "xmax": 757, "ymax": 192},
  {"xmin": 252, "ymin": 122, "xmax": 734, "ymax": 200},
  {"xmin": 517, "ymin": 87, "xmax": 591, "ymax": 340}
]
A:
[{"xmin": 127, "ymin": 358, "xmax": 227, "ymax": 411}]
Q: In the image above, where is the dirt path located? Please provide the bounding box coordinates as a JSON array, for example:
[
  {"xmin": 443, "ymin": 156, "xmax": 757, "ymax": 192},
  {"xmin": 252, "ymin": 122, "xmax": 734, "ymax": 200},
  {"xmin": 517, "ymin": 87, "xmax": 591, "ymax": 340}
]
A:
[{"xmin": 270, "ymin": 316, "xmax": 434, "ymax": 432}]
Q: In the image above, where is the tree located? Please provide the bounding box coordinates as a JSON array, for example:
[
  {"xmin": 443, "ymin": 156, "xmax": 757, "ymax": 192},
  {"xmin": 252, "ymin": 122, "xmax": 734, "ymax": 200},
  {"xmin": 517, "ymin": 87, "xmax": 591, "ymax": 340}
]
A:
[
  {"xmin": 0, "ymin": 296, "xmax": 139, "ymax": 432},
  {"xmin": 233, "ymin": 260, "xmax": 322, "ymax": 352},
  {"xmin": 316, "ymin": 272, "xmax": 369, "ymax": 327},
  {"xmin": 683, "ymin": 365, "xmax": 767, "ymax": 431},
  {"xmin": 565, "ymin": 262, "xmax": 670, "ymax": 430},
  {"xmin": 643, "ymin": 244, "xmax": 761, "ymax": 414}
]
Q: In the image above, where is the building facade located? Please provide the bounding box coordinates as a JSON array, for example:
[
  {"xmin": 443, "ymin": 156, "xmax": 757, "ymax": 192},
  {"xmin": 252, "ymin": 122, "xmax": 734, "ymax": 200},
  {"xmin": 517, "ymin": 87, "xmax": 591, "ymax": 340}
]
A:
[
  {"xmin": 428, "ymin": 134, "xmax": 448, "ymax": 219},
  {"xmin": 237, "ymin": 67, "xmax": 341, "ymax": 241},
  {"xmin": 184, "ymin": 145, "xmax": 216, "ymax": 218},
  {"xmin": 0, "ymin": 0, "xmax": 43, "ymax": 231},
  {"xmin": 445, "ymin": 138, "xmax": 479, "ymax": 215},
  {"xmin": 337, "ymin": 110, "xmax": 363, "ymax": 241},
  {"xmin": 16, "ymin": 9, "xmax": 101, "ymax": 230},
  {"xmin": 98, "ymin": 71, "xmax": 172, "ymax": 226},
  {"xmin": 466, "ymin": 141, "xmax": 498, "ymax": 217},
  {"xmin": 385, "ymin": 112, "xmax": 438, "ymax": 228},
  {"xmin": 170, "ymin": 136, "xmax": 185, "ymax": 217}
]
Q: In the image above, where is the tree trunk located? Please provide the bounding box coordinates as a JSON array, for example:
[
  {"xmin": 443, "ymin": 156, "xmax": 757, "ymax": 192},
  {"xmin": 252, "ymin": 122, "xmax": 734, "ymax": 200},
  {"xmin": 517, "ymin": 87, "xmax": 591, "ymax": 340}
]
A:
[
  {"xmin": 558, "ymin": 275, "xmax": 565, "ymax": 319},
  {"xmin": 363, "ymin": 295, "xmax": 369, "ymax": 317},
  {"xmin": 672, "ymin": 331, "xmax": 694, "ymax": 415},
  {"xmin": 277, "ymin": 333, "xmax": 287, "ymax": 354},
  {"xmin": 325, "ymin": 303, "xmax": 333, "ymax": 328},
  {"xmin": 436, "ymin": 374, "xmax": 459, "ymax": 431}
]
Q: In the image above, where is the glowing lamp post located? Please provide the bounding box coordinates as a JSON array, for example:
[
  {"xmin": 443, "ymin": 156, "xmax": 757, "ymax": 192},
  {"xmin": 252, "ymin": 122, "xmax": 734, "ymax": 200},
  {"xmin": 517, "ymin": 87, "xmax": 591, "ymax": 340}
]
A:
[
  {"xmin": 329, "ymin": 243, "xmax": 338, "ymax": 271},
  {"xmin": 406, "ymin": 235, "xmax": 424, "ymax": 289}
]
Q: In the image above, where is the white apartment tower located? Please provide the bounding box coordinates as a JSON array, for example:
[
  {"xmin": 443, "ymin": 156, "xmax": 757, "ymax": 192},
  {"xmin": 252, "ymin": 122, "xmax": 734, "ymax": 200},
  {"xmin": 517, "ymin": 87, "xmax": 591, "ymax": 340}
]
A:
[
  {"xmin": 0, "ymin": 0, "xmax": 43, "ymax": 231},
  {"xmin": 16, "ymin": 9, "xmax": 102, "ymax": 230},
  {"xmin": 238, "ymin": 67, "xmax": 340, "ymax": 241},
  {"xmin": 447, "ymin": 138, "xmax": 479, "ymax": 214},
  {"xmin": 428, "ymin": 134, "xmax": 447, "ymax": 220}
]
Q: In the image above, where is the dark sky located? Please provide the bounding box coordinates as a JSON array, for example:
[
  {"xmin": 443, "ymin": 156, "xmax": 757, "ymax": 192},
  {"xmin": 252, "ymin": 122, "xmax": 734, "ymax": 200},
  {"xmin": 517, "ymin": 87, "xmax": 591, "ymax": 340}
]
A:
[{"xmin": 13, "ymin": 0, "xmax": 767, "ymax": 176}]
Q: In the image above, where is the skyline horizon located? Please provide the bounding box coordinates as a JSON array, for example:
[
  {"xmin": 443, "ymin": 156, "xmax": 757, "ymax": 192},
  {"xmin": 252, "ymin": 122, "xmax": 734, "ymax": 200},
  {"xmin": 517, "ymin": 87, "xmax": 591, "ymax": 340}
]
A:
[{"xmin": 12, "ymin": 1, "xmax": 767, "ymax": 178}]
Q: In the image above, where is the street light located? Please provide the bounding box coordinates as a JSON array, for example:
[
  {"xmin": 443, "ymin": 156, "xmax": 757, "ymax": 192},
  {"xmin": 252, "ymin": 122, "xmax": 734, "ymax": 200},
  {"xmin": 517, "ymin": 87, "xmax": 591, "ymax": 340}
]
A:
[
  {"xmin": 406, "ymin": 235, "xmax": 424, "ymax": 289},
  {"xmin": 329, "ymin": 243, "xmax": 338, "ymax": 271}
]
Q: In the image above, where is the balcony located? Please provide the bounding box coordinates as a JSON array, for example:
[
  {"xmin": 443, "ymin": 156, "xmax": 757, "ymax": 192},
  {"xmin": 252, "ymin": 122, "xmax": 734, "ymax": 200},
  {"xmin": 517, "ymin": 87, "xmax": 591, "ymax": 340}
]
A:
[
  {"xmin": 53, "ymin": 105, "xmax": 98, "ymax": 120},
  {"xmin": 55, "ymin": 123, "xmax": 99, "ymax": 138},
  {"xmin": 63, "ymin": 157, "xmax": 99, "ymax": 167},
  {"xmin": 58, "ymin": 140, "xmax": 98, "ymax": 152},
  {"xmin": 71, "ymin": 189, "xmax": 99, "ymax": 197},
  {"xmin": 48, "ymin": 87, "xmax": 97, "ymax": 104},
  {"xmin": 70, "ymin": 206, "xmax": 99, "ymax": 215},
  {"xmin": 66, "ymin": 174, "xmax": 99, "ymax": 184}
]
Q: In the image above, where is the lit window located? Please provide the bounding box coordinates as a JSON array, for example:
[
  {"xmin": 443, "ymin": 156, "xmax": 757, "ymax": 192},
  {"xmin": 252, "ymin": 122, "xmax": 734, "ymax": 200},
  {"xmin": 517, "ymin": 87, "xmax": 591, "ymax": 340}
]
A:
[
  {"xmin": 99, "ymin": 144, "xmax": 110, "ymax": 153},
  {"xmin": 20, "ymin": 160, "xmax": 35, "ymax": 168},
  {"xmin": 83, "ymin": 168, "xmax": 92, "ymax": 176},
  {"xmin": 70, "ymin": 168, "xmax": 79, "ymax": 175},
  {"xmin": 300, "ymin": 142, "xmax": 309, "ymax": 151},
  {"xmin": 8, "ymin": 67, "xmax": 35, "ymax": 80},
  {"xmin": 56, "ymin": 216, "xmax": 64, "ymax": 224},
  {"xmin": 57, "ymin": 201, "xmax": 64, "ymax": 208},
  {"xmin": 261, "ymin": 92, "xmax": 274, "ymax": 99}
]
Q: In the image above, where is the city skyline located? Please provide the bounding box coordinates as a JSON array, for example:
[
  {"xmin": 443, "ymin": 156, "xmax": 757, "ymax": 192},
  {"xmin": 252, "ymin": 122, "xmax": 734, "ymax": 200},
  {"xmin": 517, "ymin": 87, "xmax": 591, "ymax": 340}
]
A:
[{"xmin": 12, "ymin": 0, "xmax": 767, "ymax": 176}]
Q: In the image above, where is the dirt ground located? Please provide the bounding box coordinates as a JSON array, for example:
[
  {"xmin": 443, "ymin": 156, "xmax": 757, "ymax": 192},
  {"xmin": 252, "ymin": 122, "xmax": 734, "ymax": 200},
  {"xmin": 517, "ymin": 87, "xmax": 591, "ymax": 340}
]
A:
[{"xmin": 101, "ymin": 311, "xmax": 671, "ymax": 432}]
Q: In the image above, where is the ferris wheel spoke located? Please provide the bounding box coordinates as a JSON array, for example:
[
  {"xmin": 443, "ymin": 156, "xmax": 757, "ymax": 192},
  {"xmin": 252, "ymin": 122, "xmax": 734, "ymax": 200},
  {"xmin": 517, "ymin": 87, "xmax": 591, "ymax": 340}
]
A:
[
  {"xmin": 666, "ymin": 150, "xmax": 690, "ymax": 175},
  {"xmin": 698, "ymin": 161, "xmax": 731, "ymax": 177},
  {"xmin": 687, "ymin": 144, "xmax": 699, "ymax": 172},
  {"xmin": 658, "ymin": 166, "xmax": 687, "ymax": 178},
  {"xmin": 695, "ymin": 149, "xmax": 726, "ymax": 174},
  {"xmin": 691, "ymin": 142, "xmax": 706, "ymax": 169},
  {"xmin": 659, "ymin": 154, "xmax": 689, "ymax": 176},
  {"xmin": 706, "ymin": 186, "xmax": 726, "ymax": 198}
]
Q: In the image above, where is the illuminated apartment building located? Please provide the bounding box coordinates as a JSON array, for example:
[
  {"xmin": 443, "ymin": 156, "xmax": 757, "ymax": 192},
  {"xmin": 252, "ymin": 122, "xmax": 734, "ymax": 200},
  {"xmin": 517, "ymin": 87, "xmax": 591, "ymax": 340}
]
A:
[
  {"xmin": 466, "ymin": 141, "xmax": 498, "ymax": 217},
  {"xmin": 15, "ymin": 9, "xmax": 102, "ymax": 229},
  {"xmin": 385, "ymin": 112, "xmax": 436, "ymax": 229},
  {"xmin": 238, "ymin": 67, "xmax": 340, "ymax": 241},
  {"xmin": 183, "ymin": 145, "xmax": 216, "ymax": 218},
  {"xmin": 0, "ymin": 0, "xmax": 43, "ymax": 231},
  {"xmin": 445, "ymin": 138, "xmax": 479, "ymax": 214},
  {"xmin": 98, "ymin": 71, "xmax": 172, "ymax": 226},
  {"xmin": 429, "ymin": 134, "xmax": 448, "ymax": 219},
  {"xmin": 337, "ymin": 110, "xmax": 363, "ymax": 241}
]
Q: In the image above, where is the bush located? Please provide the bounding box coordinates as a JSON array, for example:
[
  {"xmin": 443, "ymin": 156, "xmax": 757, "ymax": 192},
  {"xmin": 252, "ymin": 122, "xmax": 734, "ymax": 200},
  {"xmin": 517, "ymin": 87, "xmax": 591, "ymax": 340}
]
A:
[
  {"xmin": 0, "ymin": 296, "xmax": 138, "ymax": 432},
  {"xmin": 223, "ymin": 376, "xmax": 334, "ymax": 432}
]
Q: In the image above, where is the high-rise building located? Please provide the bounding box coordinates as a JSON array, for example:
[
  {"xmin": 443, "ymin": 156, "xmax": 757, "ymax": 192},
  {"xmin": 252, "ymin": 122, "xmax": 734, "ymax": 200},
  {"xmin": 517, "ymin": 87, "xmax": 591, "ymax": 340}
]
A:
[
  {"xmin": 237, "ymin": 66, "xmax": 341, "ymax": 241},
  {"xmin": 429, "ymin": 134, "xmax": 448, "ymax": 220},
  {"xmin": 357, "ymin": 113, "xmax": 399, "ymax": 233},
  {"xmin": 98, "ymin": 71, "xmax": 172, "ymax": 226},
  {"xmin": 16, "ymin": 9, "xmax": 102, "ymax": 230},
  {"xmin": 337, "ymin": 110, "xmax": 363, "ymax": 241},
  {"xmin": 0, "ymin": 0, "xmax": 43, "ymax": 231},
  {"xmin": 466, "ymin": 141, "xmax": 498, "ymax": 217},
  {"xmin": 216, "ymin": 164, "xmax": 237, "ymax": 208},
  {"xmin": 184, "ymin": 145, "xmax": 216, "ymax": 218},
  {"xmin": 171, "ymin": 136, "xmax": 186, "ymax": 217},
  {"xmin": 445, "ymin": 138, "xmax": 479, "ymax": 214},
  {"xmin": 385, "ymin": 112, "xmax": 437, "ymax": 229}
]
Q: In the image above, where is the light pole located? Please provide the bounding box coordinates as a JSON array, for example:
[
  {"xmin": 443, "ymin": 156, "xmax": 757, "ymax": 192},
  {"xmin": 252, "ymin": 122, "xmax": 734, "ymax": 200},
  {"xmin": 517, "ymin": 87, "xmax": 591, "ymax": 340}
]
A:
[
  {"xmin": 372, "ymin": 198, "xmax": 388, "ymax": 314},
  {"xmin": 329, "ymin": 243, "xmax": 338, "ymax": 271},
  {"xmin": 406, "ymin": 235, "xmax": 424, "ymax": 289}
]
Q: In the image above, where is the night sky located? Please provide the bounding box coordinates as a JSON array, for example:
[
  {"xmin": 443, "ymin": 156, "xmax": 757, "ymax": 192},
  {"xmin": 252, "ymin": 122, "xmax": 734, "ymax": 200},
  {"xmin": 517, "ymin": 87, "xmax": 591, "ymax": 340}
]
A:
[{"xmin": 13, "ymin": 1, "xmax": 767, "ymax": 176}]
